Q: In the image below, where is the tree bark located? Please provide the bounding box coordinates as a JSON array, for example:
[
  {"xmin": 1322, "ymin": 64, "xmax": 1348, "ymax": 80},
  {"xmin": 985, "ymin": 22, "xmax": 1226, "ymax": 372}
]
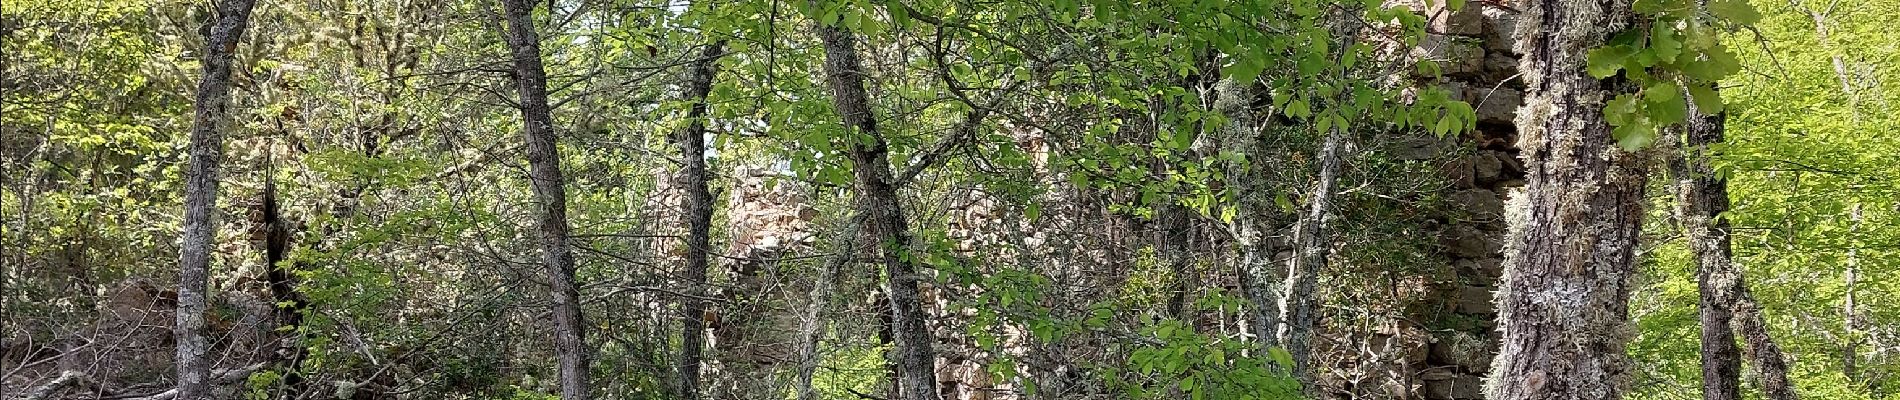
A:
[
  {"xmin": 1674, "ymin": 115, "xmax": 1741, "ymax": 400},
  {"xmin": 496, "ymin": 0, "xmax": 589, "ymax": 398},
  {"xmin": 176, "ymin": 0, "xmax": 258, "ymax": 398},
  {"xmin": 1486, "ymin": 0, "xmax": 1646, "ymax": 397},
  {"xmin": 1842, "ymin": 203, "xmax": 1861, "ymax": 384},
  {"xmin": 796, "ymin": 215, "xmax": 864, "ymax": 400},
  {"xmin": 1279, "ymin": 126, "xmax": 1344, "ymax": 391},
  {"xmin": 673, "ymin": 39, "xmax": 727, "ymax": 400},
  {"xmin": 1672, "ymin": 108, "xmax": 1800, "ymax": 400},
  {"xmin": 1213, "ymin": 77, "xmax": 1285, "ymax": 356},
  {"xmin": 815, "ymin": 22, "xmax": 940, "ymax": 400}
]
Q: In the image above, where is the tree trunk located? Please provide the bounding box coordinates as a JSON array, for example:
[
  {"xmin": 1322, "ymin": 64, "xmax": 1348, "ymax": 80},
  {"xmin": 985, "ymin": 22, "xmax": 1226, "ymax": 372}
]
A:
[
  {"xmin": 176, "ymin": 0, "xmax": 258, "ymax": 398},
  {"xmin": 796, "ymin": 215, "xmax": 864, "ymax": 400},
  {"xmin": 1672, "ymin": 108, "xmax": 1800, "ymax": 400},
  {"xmin": 815, "ymin": 22, "xmax": 940, "ymax": 400},
  {"xmin": 1213, "ymin": 77, "xmax": 1285, "ymax": 356},
  {"xmin": 673, "ymin": 39, "xmax": 727, "ymax": 400},
  {"xmin": 497, "ymin": 0, "xmax": 589, "ymax": 398},
  {"xmin": 1487, "ymin": 0, "xmax": 1646, "ymax": 397},
  {"xmin": 1673, "ymin": 114, "xmax": 1740, "ymax": 400},
  {"xmin": 1279, "ymin": 126, "xmax": 1344, "ymax": 391},
  {"xmin": 1842, "ymin": 203, "xmax": 1861, "ymax": 384}
]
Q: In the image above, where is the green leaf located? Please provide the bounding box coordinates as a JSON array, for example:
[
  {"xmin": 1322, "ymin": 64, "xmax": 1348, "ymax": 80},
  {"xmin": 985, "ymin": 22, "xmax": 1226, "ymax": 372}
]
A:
[
  {"xmin": 1286, "ymin": 99, "xmax": 1311, "ymax": 119},
  {"xmin": 1604, "ymin": 93, "xmax": 1641, "ymax": 126},
  {"xmin": 1586, "ymin": 45, "xmax": 1635, "ymax": 78},
  {"xmin": 1709, "ymin": 0, "xmax": 1761, "ymax": 24},
  {"xmin": 1646, "ymin": 87, "xmax": 1688, "ymax": 125},
  {"xmin": 1613, "ymin": 118, "xmax": 1657, "ymax": 151},
  {"xmin": 1645, "ymin": 82, "xmax": 1680, "ymax": 105},
  {"xmin": 1651, "ymin": 23, "xmax": 1682, "ymax": 63},
  {"xmin": 887, "ymin": 2, "xmax": 911, "ymax": 27},
  {"xmin": 1687, "ymin": 83, "xmax": 1724, "ymax": 114},
  {"xmin": 1682, "ymin": 20, "xmax": 1718, "ymax": 50},
  {"xmin": 1268, "ymin": 347, "xmax": 1295, "ymax": 369}
]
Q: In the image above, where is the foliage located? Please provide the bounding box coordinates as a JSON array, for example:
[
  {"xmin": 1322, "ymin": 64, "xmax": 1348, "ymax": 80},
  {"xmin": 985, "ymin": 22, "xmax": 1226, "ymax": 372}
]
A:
[{"xmin": 1588, "ymin": 0, "xmax": 1757, "ymax": 150}]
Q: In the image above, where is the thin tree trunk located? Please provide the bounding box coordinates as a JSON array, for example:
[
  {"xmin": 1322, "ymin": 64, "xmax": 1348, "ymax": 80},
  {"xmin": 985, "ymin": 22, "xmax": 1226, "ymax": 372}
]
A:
[
  {"xmin": 797, "ymin": 215, "xmax": 865, "ymax": 400},
  {"xmin": 496, "ymin": 0, "xmax": 589, "ymax": 397},
  {"xmin": 1737, "ymin": 298, "xmax": 1799, "ymax": 400},
  {"xmin": 1213, "ymin": 77, "xmax": 1285, "ymax": 356},
  {"xmin": 1487, "ymin": 0, "xmax": 1646, "ymax": 397},
  {"xmin": 1788, "ymin": 0, "xmax": 1857, "ymax": 110},
  {"xmin": 176, "ymin": 0, "xmax": 258, "ymax": 398},
  {"xmin": 1842, "ymin": 203, "xmax": 1861, "ymax": 383},
  {"xmin": 1673, "ymin": 108, "xmax": 1798, "ymax": 400},
  {"xmin": 1673, "ymin": 113, "xmax": 1740, "ymax": 400},
  {"xmin": 673, "ymin": 39, "xmax": 727, "ymax": 400},
  {"xmin": 815, "ymin": 22, "xmax": 940, "ymax": 400},
  {"xmin": 1279, "ymin": 126, "xmax": 1344, "ymax": 391}
]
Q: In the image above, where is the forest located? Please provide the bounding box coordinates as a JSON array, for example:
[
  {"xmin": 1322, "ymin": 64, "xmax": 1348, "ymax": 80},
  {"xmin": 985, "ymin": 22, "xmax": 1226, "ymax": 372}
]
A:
[{"xmin": 1, "ymin": 0, "xmax": 1895, "ymax": 398}]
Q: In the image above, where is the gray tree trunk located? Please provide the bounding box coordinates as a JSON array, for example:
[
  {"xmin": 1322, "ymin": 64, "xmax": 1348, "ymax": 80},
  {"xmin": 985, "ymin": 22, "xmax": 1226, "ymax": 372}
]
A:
[
  {"xmin": 1213, "ymin": 77, "xmax": 1285, "ymax": 357},
  {"xmin": 176, "ymin": 0, "xmax": 258, "ymax": 398},
  {"xmin": 815, "ymin": 22, "xmax": 940, "ymax": 400},
  {"xmin": 673, "ymin": 39, "xmax": 727, "ymax": 400},
  {"xmin": 496, "ymin": 0, "xmax": 589, "ymax": 398},
  {"xmin": 1672, "ymin": 108, "xmax": 1800, "ymax": 400},
  {"xmin": 1486, "ymin": 0, "xmax": 1646, "ymax": 397},
  {"xmin": 1279, "ymin": 126, "xmax": 1344, "ymax": 391},
  {"xmin": 796, "ymin": 215, "xmax": 864, "ymax": 400},
  {"xmin": 1673, "ymin": 114, "xmax": 1741, "ymax": 400}
]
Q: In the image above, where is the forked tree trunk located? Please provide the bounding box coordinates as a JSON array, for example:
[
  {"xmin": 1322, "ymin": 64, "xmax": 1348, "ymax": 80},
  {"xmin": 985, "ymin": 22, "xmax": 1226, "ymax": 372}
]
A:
[
  {"xmin": 1486, "ymin": 0, "xmax": 1647, "ymax": 397},
  {"xmin": 1672, "ymin": 107, "xmax": 1800, "ymax": 400},
  {"xmin": 1279, "ymin": 126, "xmax": 1344, "ymax": 391},
  {"xmin": 673, "ymin": 38, "xmax": 727, "ymax": 400},
  {"xmin": 176, "ymin": 0, "xmax": 258, "ymax": 398},
  {"xmin": 1213, "ymin": 77, "xmax": 1285, "ymax": 357},
  {"xmin": 815, "ymin": 22, "xmax": 940, "ymax": 400},
  {"xmin": 497, "ymin": 0, "xmax": 590, "ymax": 397},
  {"xmin": 796, "ymin": 215, "xmax": 864, "ymax": 400}
]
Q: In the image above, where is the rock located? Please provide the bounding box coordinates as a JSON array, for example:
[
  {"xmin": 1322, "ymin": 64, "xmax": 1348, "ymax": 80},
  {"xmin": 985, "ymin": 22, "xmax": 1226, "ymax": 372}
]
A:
[
  {"xmin": 1472, "ymin": 151, "xmax": 1504, "ymax": 182},
  {"xmin": 1415, "ymin": 34, "xmax": 1486, "ymax": 76},
  {"xmin": 1456, "ymin": 285, "xmax": 1495, "ymax": 315},
  {"xmin": 1461, "ymin": 257, "xmax": 1504, "ymax": 278},
  {"xmin": 1447, "ymin": 188, "xmax": 1503, "ymax": 220},
  {"xmin": 1467, "ymin": 86, "xmax": 1522, "ymax": 124},
  {"xmin": 1455, "ymin": 375, "xmax": 1485, "ymax": 398},
  {"xmin": 1481, "ymin": 5, "xmax": 1519, "ymax": 54},
  {"xmin": 1390, "ymin": 135, "xmax": 1447, "ymax": 161},
  {"xmin": 1453, "ymin": 258, "xmax": 1484, "ymax": 279},
  {"xmin": 1442, "ymin": 157, "xmax": 1475, "ymax": 189},
  {"xmin": 1484, "ymin": 52, "xmax": 1520, "ymax": 82},
  {"xmin": 1440, "ymin": 225, "xmax": 1496, "ymax": 258},
  {"xmin": 1430, "ymin": 1, "xmax": 1484, "ymax": 36},
  {"xmin": 1374, "ymin": 332, "xmax": 1432, "ymax": 364},
  {"xmin": 1425, "ymin": 374, "xmax": 1486, "ymax": 399},
  {"xmin": 1498, "ymin": 151, "xmax": 1525, "ymax": 176}
]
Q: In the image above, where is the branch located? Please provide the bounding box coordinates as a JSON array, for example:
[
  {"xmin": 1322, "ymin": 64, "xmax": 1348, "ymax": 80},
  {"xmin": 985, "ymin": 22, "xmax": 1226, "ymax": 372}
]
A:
[
  {"xmin": 844, "ymin": 387, "xmax": 891, "ymax": 400},
  {"xmin": 896, "ymin": 109, "xmax": 988, "ymax": 185},
  {"xmin": 109, "ymin": 363, "xmax": 266, "ymax": 400},
  {"xmin": 20, "ymin": 370, "xmax": 88, "ymax": 400}
]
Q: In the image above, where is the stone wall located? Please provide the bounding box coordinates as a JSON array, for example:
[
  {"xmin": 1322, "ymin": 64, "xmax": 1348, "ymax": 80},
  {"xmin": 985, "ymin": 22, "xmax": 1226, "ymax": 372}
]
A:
[{"xmin": 1397, "ymin": 0, "xmax": 1525, "ymax": 399}]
